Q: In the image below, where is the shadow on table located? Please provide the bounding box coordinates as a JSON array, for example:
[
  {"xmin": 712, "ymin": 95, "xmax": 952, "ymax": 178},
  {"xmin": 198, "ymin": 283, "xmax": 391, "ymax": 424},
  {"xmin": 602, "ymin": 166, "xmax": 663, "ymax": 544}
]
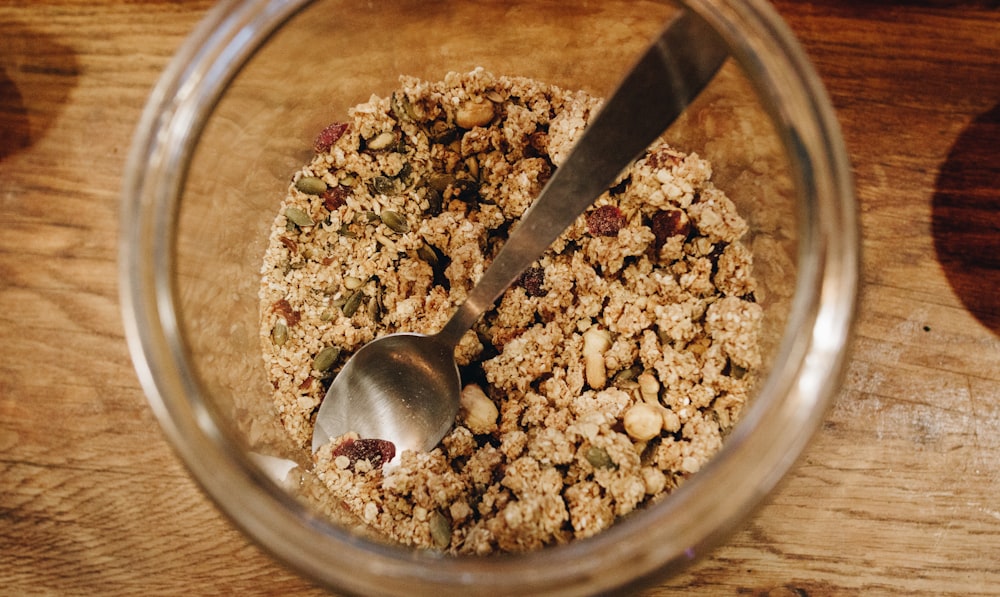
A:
[
  {"xmin": 931, "ymin": 102, "xmax": 1000, "ymax": 336},
  {"xmin": 0, "ymin": 19, "xmax": 79, "ymax": 161}
]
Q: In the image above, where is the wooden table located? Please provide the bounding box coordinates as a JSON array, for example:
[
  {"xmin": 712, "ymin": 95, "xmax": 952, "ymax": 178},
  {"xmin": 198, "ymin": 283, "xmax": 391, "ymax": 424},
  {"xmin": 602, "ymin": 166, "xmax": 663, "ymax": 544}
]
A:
[{"xmin": 2, "ymin": 1, "xmax": 997, "ymax": 594}]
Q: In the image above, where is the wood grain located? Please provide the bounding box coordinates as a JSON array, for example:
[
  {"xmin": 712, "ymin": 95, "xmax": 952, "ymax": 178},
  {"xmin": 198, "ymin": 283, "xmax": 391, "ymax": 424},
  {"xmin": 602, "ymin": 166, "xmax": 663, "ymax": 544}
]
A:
[{"xmin": 1, "ymin": 1, "xmax": 998, "ymax": 595}]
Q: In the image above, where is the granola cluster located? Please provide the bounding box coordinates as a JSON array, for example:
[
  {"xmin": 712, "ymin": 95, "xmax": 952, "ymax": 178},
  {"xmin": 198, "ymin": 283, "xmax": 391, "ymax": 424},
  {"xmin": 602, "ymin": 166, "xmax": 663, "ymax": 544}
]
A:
[{"xmin": 259, "ymin": 69, "xmax": 761, "ymax": 554}]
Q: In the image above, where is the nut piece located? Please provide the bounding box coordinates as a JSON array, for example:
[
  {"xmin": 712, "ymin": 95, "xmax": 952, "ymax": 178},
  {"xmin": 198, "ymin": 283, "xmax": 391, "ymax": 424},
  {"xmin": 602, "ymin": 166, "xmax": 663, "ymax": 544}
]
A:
[
  {"xmin": 582, "ymin": 326, "xmax": 612, "ymax": 389},
  {"xmin": 641, "ymin": 466, "xmax": 667, "ymax": 495},
  {"xmin": 455, "ymin": 98, "xmax": 495, "ymax": 129},
  {"xmin": 366, "ymin": 131, "xmax": 396, "ymax": 151},
  {"xmin": 660, "ymin": 407, "xmax": 681, "ymax": 433},
  {"xmin": 460, "ymin": 384, "xmax": 498, "ymax": 435},
  {"xmin": 636, "ymin": 371, "xmax": 660, "ymax": 403},
  {"xmin": 623, "ymin": 402, "xmax": 664, "ymax": 441}
]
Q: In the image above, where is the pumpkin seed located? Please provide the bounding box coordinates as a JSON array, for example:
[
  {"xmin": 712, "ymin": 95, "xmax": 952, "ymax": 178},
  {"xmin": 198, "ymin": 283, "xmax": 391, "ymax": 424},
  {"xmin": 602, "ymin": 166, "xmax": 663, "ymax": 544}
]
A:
[
  {"xmin": 585, "ymin": 446, "xmax": 616, "ymax": 469},
  {"xmin": 429, "ymin": 173, "xmax": 455, "ymax": 193},
  {"xmin": 730, "ymin": 362, "xmax": 748, "ymax": 380},
  {"xmin": 396, "ymin": 161, "xmax": 413, "ymax": 183},
  {"xmin": 312, "ymin": 346, "xmax": 341, "ymax": 372},
  {"xmin": 271, "ymin": 321, "xmax": 288, "ymax": 346},
  {"xmin": 337, "ymin": 222, "xmax": 355, "ymax": 238},
  {"xmin": 342, "ymin": 289, "xmax": 365, "ymax": 317},
  {"xmin": 295, "ymin": 176, "xmax": 328, "ymax": 195},
  {"xmin": 367, "ymin": 131, "xmax": 396, "ymax": 151},
  {"xmin": 613, "ymin": 365, "xmax": 642, "ymax": 384},
  {"xmin": 319, "ymin": 310, "xmax": 335, "ymax": 321},
  {"xmin": 284, "ymin": 206, "xmax": 314, "ymax": 227},
  {"xmin": 425, "ymin": 188, "xmax": 443, "ymax": 215},
  {"xmin": 464, "ymin": 155, "xmax": 479, "ymax": 180},
  {"xmin": 352, "ymin": 211, "xmax": 377, "ymax": 224},
  {"xmin": 367, "ymin": 289, "xmax": 383, "ymax": 322},
  {"xmin": 428, "ymin": 510, "xmax": 451, "ymax": 550},
  {"xmin": 380, "ymin": 210, "xmax": 409, "ymax": 234},
  {"xmin": 369, "ymin": 175, "xmax": 395, "ymax": 195},
  {"xmin": 427, "ymin": 120, "xmax": 458, "ymax": 144},
  {"xmin": 339, "ymin": 172, "xmax": 358, "ymax": 187},
  {"xmin": 416, "ymin": 243, "xmax": 438, "ymax": 265},
  {"xmin": 390, "ymin": 91, "xmax": 418, "ymax": 122}
]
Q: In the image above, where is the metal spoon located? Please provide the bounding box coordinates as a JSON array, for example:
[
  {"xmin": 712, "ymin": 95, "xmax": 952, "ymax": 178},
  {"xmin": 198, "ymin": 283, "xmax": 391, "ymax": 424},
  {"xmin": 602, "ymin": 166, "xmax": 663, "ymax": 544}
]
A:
[{"xmin": 312, "ymin": 9, "xmax": 728, "ymax": 454}]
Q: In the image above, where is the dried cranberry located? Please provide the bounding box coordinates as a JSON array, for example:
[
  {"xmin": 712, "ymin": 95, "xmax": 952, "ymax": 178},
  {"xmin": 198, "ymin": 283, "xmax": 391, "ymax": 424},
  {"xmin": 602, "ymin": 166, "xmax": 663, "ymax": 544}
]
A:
[
  {"xmin": 271, "ymin": 298, "xmax": 300, "ymax": 326},
  {"xmin": 331, "ymin": 438, "xmax": 396, "ymax": 470},
  {"xmin": 278, "ymin": 235, "xmax": 298, "ymax": 254},
  {"xmin": 517, "ymin": 266, "xmax": 545, "ymax": 297},
  {"xmin": 650, "ymin": 209, "xmax": 691, "ymax": 248},
  {"xmin": 322, "ymin": 186, "xmax": 350, "ymax": 211},
  {"xmin": 313, "ymin": 122, "xmax": 349, "ymax": 153},
  {"xmin": 646, "ymin": 146, "xmax": 683, "ymax": 169},
  {"xmin": 586, "ymin": 205, "xmax": 625, "ymax": 237}
]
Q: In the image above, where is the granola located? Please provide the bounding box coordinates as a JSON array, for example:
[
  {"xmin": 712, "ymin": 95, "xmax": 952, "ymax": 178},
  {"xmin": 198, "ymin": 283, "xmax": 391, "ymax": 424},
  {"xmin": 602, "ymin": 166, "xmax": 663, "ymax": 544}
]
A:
[{"xmin": 258, "ymin": 68, "xmax": 762, "ymax": 554}]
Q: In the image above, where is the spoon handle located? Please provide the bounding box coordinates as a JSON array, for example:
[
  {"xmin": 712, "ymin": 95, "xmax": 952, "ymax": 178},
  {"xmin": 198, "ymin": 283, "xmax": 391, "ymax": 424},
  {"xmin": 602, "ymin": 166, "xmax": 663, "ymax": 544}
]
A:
[{"xmin": 436, "ymin": 9, "xmax": 728, "ymax": 347}]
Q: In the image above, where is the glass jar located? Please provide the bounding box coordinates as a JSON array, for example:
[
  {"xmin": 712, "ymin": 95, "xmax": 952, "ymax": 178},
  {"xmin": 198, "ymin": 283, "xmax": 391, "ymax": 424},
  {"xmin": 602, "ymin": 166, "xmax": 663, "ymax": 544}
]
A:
[{"xmin": 119, "ymin": 0, "xmax": 857, "ymax": 594}]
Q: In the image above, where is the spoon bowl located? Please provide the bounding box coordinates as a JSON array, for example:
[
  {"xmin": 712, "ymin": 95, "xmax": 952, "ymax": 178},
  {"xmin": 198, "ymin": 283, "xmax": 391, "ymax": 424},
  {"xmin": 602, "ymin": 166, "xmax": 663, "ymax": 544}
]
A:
[{"xmin": 312, "ymin": 333, "xmax": 459, "ymax": 454}]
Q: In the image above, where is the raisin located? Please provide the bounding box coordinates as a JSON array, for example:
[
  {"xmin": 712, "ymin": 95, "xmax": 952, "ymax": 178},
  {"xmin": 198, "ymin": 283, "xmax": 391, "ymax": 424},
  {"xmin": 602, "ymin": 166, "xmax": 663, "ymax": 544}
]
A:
[
  {"xmin": 608, "ymin": 175, "xmax": 631, "ymax": 196},
  {"xmin": 322, "ymin": 186, "xmax": 350, "ymax": 211},
  {"xmin": 650, "ymin": 209, "xmax": 691, "ymax": 248},
  {"xmin": 313, "ymin": 122, "xmax": 349, "ymax": 153},
  {"xmin": 271, "ymin": 298, "xmax": 301, "ymax": 326},
  {"xmin": 646, "ymin": 146, "xmax": 683, "ymax": 169},
  {"xmin": 517, "ymin": 266, "xmax": 545, "ymax": 297},
  {"xmin": 331, "ymin": 438, "xmax": 396, "ymax": 470},
  {"xmin": 278, "ymin": 235, "xmax": 298, "ymax": 254},
  {"xmin": 586, "ymin": 205, "xmax": 625, "ymax": 237}
]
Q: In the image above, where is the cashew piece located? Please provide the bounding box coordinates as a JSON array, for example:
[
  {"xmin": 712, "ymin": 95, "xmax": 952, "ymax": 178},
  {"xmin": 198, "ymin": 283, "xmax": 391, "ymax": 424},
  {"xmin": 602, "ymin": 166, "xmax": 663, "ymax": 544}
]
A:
[
  {"xmin": 460, "ymin": 384, "xmax": 498, "ymax": 435},
  {"xmin": 582, "ymin": 326, "xmax": 612, "ymax": 389},
  {"xmin": 623, "ymin": 402, "xmax": 664, "ymax": 441},
  {"xmin": 637, "ymin": 371, "xmax": 660, "ymax": 404},
  {"xmin": 455, "ymin": 98, "xmax": 495, "ymax": 129}
]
